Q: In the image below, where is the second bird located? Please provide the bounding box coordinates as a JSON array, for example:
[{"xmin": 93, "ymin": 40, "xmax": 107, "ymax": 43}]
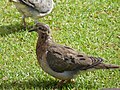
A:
[
  {"xmin": 9, "ymin": 0, "xmax": 54, "ymax": 27},
  {"xmin": 29, "ymin": 23, "xmax": 120, "ymax": 88}
]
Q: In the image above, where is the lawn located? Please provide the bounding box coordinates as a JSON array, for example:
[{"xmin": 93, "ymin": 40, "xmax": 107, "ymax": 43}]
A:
[{"xmin": 0, "ymin": 0, "xmax": 120, "ymax": 90}]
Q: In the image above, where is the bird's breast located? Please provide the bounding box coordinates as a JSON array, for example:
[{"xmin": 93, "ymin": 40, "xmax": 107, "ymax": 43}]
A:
[{"xmin": 38, "ymin": 51, "xmax": 77, "ymax": 80}]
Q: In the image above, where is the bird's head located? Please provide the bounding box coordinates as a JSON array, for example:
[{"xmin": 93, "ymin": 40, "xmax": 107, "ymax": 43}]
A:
[{"xmin": 29, "ymin": 23, "xmax": 51, "ymax": 35}]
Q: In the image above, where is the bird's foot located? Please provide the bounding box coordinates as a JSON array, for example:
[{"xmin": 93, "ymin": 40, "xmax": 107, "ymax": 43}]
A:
[
  {"xmin": 53, "ymin": 80, "xmax": 65, "ymax": 89},
  {"xmin": 65, "ymin": 79, "xmax": 75, "ymax": 83},
  {"xmin": 53, "ymin": 79, "xmax": 75, "ymax": 90},
  {"xmin": 23, "ymin": 22, "xmax": 27, "ymax": 29}
]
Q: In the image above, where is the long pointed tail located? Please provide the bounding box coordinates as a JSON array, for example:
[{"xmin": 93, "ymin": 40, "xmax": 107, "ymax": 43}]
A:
[
  {"xmin": 88, "ymin": 56, "xmax": 120, "ymax": 69},
  {"xmin": 94, "ymin": 63, "xmax": 120, "ymax": 69}
]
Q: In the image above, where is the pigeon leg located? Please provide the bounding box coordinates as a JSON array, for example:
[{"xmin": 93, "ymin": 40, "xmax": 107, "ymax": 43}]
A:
[
  {"xmin": 22, "ymin": 15, "xmax": 26, "ymax": 28},
  {"xmin": 65, "ymin": 79, "xmax": 75, "ymax": 83},
  {"xmin": 54, "ymin": 80, "xmax": 65, "ymax": 89}
]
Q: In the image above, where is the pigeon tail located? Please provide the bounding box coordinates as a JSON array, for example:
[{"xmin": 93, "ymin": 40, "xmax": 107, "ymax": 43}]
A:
[
  {"xmin": 94, "ymin": 63, "xmax": 120, "ymax": 69},
  {"xmin": 87, "ymin": 57, "xmax": 120, "ymax": 70}
]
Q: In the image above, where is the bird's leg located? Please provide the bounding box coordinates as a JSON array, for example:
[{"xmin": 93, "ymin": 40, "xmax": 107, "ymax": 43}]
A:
[
  {"xmin": 65, "ymin": 79, "xmax": 75, "ymax": 83},
  {"xmin": 54, "ymin": 80, "xmax": 65, "ymax": 89},
  {"xmin": 22, "ymin": 15, "xmax": 26, "ymax": 28}
]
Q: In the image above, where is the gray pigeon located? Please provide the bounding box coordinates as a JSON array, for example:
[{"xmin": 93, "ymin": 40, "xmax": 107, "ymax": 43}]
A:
[{"xmin": 9, "ymin": 0, "xmax": 54, "ymax": 27}]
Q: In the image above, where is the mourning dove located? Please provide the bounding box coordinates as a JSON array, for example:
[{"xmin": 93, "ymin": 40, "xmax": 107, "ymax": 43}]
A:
[
  {"xmin": 9, "ymin": 0, "xmax": 54, "ymax": 28},
  {"xmin": 29, "ymin": 23, "xmax": 120, "ymax": 88}
]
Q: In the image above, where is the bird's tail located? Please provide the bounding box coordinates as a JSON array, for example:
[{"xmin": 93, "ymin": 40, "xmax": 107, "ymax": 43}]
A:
[
  {"xmin": 94, "ymin": 63, "xmax": 120, "ymax": 69},
  {"xmin": 88, "ymin": 56, "xmax": 120, "ymax": 70}
]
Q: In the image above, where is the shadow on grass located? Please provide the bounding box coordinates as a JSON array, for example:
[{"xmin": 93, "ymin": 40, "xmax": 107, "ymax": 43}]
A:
[
  {"xmin": 0, "ymin": 79, "xmax": 56, "ymax": 89},
  {"xmin": 0, "ymin": 23, "xmax": 26, "ymax": 36},
  {"xmin": 0, "ymin": 79, "xmax": 75, "ymax": 89}
]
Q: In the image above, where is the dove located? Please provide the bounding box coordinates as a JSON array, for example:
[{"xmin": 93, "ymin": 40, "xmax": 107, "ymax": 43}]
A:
[
  {"xmin": 9, "ymin": 0, "xmax": 54, "ymax": 28},
  {"xmin": 29, "ymin": 23, "xmax": 120, "ymax": 88}
]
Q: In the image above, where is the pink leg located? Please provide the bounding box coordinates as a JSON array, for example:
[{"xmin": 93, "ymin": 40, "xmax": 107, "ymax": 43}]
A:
[
  {"xmin": 54, "ymin": 80, "xmax": 65, "ymax": 89},
  {"xmin": 65, "ymin": 79, "xmax": 75, "ymax": 83}
]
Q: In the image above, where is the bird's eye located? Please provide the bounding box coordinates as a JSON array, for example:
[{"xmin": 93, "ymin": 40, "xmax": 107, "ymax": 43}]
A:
[{"xmin": 38, "ymin": 27, "xmax": 42, "ymax": 30}]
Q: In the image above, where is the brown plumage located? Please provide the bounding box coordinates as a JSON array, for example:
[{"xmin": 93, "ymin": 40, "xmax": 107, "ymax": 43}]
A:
[{"xmin": 29, "ymin": 22, "xmax": 120, "ymax": 88}]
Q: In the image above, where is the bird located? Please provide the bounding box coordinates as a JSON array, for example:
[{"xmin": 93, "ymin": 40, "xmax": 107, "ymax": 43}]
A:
[
  {"xmin": 9, "ymin": 0, "xmax": 54, "ymax": 28},
  {"xmin": 29, "ymin": 22, "xmax": 120, "ymax": 88}
]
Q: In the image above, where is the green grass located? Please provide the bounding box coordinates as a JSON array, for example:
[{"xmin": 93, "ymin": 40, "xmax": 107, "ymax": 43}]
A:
[{"xmin": 0, "ymin": 0, "xmax": 120, "ymax": 89}]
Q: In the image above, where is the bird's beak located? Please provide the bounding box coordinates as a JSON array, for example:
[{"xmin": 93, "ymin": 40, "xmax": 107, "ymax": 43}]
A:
[{"xmin": 28, "ymin": 27, "xmax": 37, "ymax": 32}]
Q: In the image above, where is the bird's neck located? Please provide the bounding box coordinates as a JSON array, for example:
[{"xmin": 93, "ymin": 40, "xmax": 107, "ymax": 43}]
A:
[{"xmin": 36, "ymin": 33, "xmax": 51, "ymax": 61}]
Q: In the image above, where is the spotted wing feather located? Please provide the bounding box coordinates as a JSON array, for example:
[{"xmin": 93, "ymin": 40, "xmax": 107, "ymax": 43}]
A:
[{"xmin": 46, "ymin": 44, "xmax": 103, "ymax": 73}]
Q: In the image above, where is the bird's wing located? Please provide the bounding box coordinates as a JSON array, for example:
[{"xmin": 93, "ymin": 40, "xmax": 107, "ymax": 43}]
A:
[
  {"xmin": 46, "ymin": 44, "xmax": 103, "ymax": 73},
  {"xmin": 22, "ymin": 0, "xmax": 53, "ymax": 13},
  {"xmin": 19, "ymin": 0, "xmax": 36, "ymax": 7}
]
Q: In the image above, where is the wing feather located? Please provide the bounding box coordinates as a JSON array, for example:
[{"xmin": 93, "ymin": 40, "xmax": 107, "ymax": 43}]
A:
[
  {"xmin": 19, "ymin": 0, "xmax": 35, "ymax": 8},
  {"xmin": 46, "ymin": 44, "xmax": 103, "ymax": 73}
]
